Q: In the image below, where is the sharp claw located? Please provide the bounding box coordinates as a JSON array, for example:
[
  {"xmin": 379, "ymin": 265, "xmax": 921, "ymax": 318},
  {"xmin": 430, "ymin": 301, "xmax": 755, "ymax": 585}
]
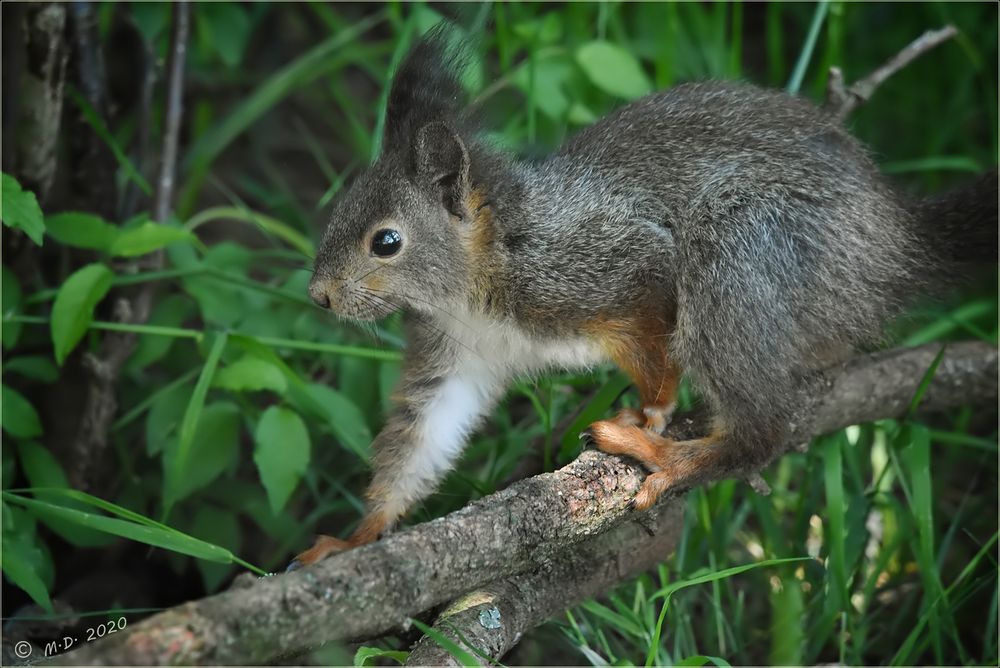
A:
[
  {"xmin": 579, "ymin": 428, "xmax": 594, "ymax": 446},
  {"xmin": 625, "ymin": 497, "xmax": 637, "ymax": 511},
  {"xmin": 285, "ymin": 559, "xmax": 303, "ymax": 573}
]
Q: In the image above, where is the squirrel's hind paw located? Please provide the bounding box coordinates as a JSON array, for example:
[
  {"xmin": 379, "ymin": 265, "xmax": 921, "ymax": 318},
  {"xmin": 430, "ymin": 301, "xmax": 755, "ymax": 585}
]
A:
[
  {"xmin": 587, "ymin": 420, "xmax": 726, "ymax": 510},
  {"xmin": 286, "ymin": 534, "xmax": 353, "ymax": 571}
]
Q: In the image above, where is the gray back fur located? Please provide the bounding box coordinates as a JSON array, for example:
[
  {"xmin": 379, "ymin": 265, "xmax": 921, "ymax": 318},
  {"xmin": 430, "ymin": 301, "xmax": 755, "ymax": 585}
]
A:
[{"xmin": 312, "ymin": 33, "xmax": 997, "ymax": 460}]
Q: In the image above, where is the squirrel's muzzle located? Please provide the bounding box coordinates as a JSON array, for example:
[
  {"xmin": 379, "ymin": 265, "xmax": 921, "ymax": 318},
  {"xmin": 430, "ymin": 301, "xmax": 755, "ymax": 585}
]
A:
[{"xmin": 308, "ymin": 281, "xmax": 332, "ymax": 309}]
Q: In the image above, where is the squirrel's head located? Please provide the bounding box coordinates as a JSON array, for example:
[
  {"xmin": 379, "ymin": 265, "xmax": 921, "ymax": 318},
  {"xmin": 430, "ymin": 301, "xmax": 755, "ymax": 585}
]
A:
[{"xmin": 309, "ymin": 122, "xmax": 491, "ymax": 321}]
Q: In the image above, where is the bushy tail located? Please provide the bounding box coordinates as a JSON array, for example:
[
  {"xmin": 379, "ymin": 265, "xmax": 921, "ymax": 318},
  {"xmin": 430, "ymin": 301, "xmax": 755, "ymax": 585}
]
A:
[{"xmin": 915, "ymin": 168, "xmax": 998, "ymax": 264}]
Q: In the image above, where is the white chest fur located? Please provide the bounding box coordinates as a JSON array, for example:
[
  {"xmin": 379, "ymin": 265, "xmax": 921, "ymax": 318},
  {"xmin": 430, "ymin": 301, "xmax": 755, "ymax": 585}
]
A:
[
  {"xmin": 437, "ymin": 308, "xmax": 608, "ymax": 378},
  {"xmin": 385, "ymin": 308, "xmax": 609, "ymax": 520}
]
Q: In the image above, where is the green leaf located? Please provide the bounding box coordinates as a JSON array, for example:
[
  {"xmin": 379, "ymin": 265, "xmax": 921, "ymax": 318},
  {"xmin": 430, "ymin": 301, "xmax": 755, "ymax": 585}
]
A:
[
  {"xmin": 4, "ymin": 356, "xmax": 59, "ymax": 383},
  {"xmin": 1, "ymin": 385, "xmax": 42, "ymax": 438},
  {"xmin": 4, "ymin": 504, "xmax": 55, "ymax": 591},
  {"xmin": 301, "ymin": 383, "xmax": 371, "ymax": 460},
  {"xmin": 127, "ymin": 293, "xmax": 197, "ymax": 372},
  {"xmin": 253, "ymin": 406, "xmax": 310, "ymax": 514},
  {"xmin": 16, "ymin": 442, "xmax": 68, "ymax": 488},
  {"xmin": 50, "ymin": 263, "xmax": 113, "ymax": 365},
  {"xmin": 164, "ymin": 332, "xmax": 228, "ymax": 510},
  {"xmin": 15, "ymin": 443, "xmax": 113, "ymax": 547},
  {"xmin": 2, "ymin": 265, "xmax": 23, "ymax": 348},
  {"xmin": 514, "ymin": 56, "xmax": 574, "ymax": 119},
  {"xmin": 109, "ymin": 222, "xmax": 194, "ymax": 257},
  {"xmin": 163, "ymin": 402, "xmax": 241, "ymax": 505},
  {"xmin": 130, "ymin": 2, "xmax": 170, "ymax": 44},
  {"xmin": 1, "ymin": 173, "xmax": 45, "ymax": 246},
  {"xmin": 191, "ymin": 505, "xmax": 241, "ymax": 592},
  {"xmin": 1, "ymin": 534, "xmax": 53, "ymax": 613},
  {"xmin": 214, "ymin": 355, "xmax": 288, "ymax": 394},
  {"xmin": 45, "ymin": 212, "xmax": 119, "ymax": 251},
  {"xmin": 354, "ymin": 646, "xmax": 409, "ymax": 666},
  {"xmin": 4, "ymin": 492, "xmax": 235, "ymax": 564},
  {"xmin": 576, "ymin": 41, "xmax": 652, "ymax": 99},
  {"xmin": 198, "ymin": 2, "xmax": 251, "ymax": 67},
  {"xmin": 146, "ymin": 378, "xmax": 192, "ymax": 456}
]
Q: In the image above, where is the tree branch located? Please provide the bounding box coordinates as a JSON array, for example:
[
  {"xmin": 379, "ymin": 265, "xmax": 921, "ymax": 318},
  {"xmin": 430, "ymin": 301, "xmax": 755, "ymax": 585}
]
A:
[
  {"xmin": 824, "ymin": 25, "xmax": 958, "ymax": 120},
  {"xmin": 51, "ymin": 342, "xmax": 997, "ymax": 665},
  {"xmin": 405, "ymin": 499, "xmax": 685, "ymax": 666}
]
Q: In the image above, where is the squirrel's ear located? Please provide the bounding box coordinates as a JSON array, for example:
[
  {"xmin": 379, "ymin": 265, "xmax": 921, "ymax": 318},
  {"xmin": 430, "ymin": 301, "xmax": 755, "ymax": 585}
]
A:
[{"xmin": 414, "ymin": 122, "xmax": 471, "ymax": 219}]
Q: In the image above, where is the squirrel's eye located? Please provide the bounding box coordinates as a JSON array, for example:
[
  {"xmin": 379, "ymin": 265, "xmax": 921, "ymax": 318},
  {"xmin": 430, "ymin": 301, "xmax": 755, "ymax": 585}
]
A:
[{"xmin": 371, "ymin": 229, "xmax": 403, "ymax": 257}]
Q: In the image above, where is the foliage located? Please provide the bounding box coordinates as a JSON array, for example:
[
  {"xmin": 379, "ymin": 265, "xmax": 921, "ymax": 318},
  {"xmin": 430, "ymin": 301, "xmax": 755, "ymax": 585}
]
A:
[{"xmin": 1, "ymin": 1, "xmax": 996, "ymax": 665}]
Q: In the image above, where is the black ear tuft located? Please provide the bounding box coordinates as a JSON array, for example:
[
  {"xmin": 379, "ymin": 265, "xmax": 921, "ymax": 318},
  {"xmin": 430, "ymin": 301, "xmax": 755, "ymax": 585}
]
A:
[
  {"xmin": 383, "ymin": 24, "xmax": 468, "ymax": 154},
  {"xmin": 415, "ymin": 122, "xmax": 470, "ymax": 218}
]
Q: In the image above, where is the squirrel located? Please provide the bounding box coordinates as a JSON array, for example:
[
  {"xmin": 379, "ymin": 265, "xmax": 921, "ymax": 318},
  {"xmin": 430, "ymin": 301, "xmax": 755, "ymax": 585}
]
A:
[{"xmin": 290, "ymin": 29, "xmax": 998, "ymax": 568}]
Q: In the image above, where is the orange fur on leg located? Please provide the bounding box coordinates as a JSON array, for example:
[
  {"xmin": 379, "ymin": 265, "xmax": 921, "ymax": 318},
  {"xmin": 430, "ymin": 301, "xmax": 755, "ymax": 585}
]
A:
[
  {"xmin": 585, "ymin": 313, "xmax": 681, "ymax": 434},
  {"xmin": 287, "ymin": 511, "xmax": 388, "ymax": 570},
  {"xmin": 588, "ymin": 421, "xmax": 727, "ymax": 509}
]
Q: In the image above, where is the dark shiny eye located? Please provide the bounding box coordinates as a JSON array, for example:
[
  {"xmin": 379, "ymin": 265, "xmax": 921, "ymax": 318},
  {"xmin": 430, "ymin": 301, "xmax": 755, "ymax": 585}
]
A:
[{"xmin": 371, "ymin": 228, "xmax": 403, "ymax": 257}]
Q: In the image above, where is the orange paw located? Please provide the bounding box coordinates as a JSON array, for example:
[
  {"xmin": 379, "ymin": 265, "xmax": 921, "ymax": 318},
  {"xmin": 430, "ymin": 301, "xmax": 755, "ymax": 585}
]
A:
[
  {"xmin": 287, "ymin": 534, "xmax": 353, "ymax": 571},
  {"xmin": 588, "ymin": 420, "xmax": 726, "ymax": 510},
  {"xmin": 286, "ymin": 512, "xmax": 388, "ymax": 571}
]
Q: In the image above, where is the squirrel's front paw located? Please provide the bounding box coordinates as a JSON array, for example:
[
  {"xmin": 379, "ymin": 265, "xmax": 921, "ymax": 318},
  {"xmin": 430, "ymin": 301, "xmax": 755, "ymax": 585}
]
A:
[{"xmin": 641, "ymin": 403, "xmax": 676, "ymax": 435}]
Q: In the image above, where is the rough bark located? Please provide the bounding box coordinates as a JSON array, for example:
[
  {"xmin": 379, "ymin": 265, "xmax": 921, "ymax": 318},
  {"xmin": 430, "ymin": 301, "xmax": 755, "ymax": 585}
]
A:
[
  {"xmin": 10, "ymin": 2, "xmax": 68, "ymax": 204},
  {"xmin": 49, "ymin": 341, "xmax": 997, "ymax": 666},
  {"xmin": 405, "ymin": 499, "xmax": 684, "ymax": 666}
]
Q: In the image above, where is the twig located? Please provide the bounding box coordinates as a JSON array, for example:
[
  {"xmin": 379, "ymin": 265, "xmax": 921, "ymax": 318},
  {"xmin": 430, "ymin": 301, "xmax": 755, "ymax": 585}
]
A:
[
  {"xmin": 68, "ymin": 2, "xmax": 190, "ymax": 491},
  {"xmin": 50, "ymin": 342, "xmax": 997, "ymax": 665},
  {"xmin": 825, "ymin": 25, "xmax": 958, "ymax": 120},
  {"xmin": 154, "ymin": 2, "xmax": 189, "ymax": 224}
]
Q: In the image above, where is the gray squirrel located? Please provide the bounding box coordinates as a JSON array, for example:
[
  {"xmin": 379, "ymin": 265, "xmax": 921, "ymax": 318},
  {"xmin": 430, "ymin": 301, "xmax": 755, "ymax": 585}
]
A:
[{"xmin": 291, "ymin": 29, "xmax": 997, "ymax": 568}]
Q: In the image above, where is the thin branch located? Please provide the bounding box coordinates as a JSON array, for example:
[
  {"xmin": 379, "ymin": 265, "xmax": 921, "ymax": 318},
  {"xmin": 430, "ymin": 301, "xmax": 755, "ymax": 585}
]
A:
[
  {"xmin": 825, "ymin": 25, "xmax": 958, "ymax": 120},
  {"xmin": 68, "ymin": 2, "xmax": 190, "ymax": 491},
  {"xmin": 50, "ymin": 342, "xmax": 997, "ymax": 665},
  {"xmin": 154, "ymin": 2, "xmax": 189, "ymax": 224}
]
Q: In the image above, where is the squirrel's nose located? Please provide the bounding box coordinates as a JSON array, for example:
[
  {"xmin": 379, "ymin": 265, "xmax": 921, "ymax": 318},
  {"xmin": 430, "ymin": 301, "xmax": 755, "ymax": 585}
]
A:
[{"xmin": 308, "ymin": 282, "xmax": 331, "ymax": 309}]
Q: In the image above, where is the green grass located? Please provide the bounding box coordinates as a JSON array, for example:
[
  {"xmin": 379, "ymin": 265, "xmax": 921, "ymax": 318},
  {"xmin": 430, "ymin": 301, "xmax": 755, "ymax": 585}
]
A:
[{"xmin": 1, "ymin": 2, "xmax": 996, "ymax": 665}]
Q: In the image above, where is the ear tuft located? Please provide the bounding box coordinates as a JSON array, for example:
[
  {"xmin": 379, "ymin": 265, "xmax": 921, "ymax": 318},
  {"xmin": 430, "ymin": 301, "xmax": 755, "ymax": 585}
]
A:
[{"xmin": 415, "ymin": 122, "xmax": 470, "ymax": 218}]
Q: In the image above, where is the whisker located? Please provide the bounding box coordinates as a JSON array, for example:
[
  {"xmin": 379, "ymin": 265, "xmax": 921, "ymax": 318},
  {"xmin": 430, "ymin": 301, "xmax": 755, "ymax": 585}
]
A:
[
  {"xmin": 309, "ymin": 266, "xmax": 348, "ymax": 281},
  {"xmin": 363, "ymin": 286, "xmax": 476, "ymax": 334},
  {"xmin": 363, "ymin": 290, "xmax": 485, "ymax": 362},
  {"xmin": 354, "ymin": 260, "xmax": 394, "ymax": 282}
]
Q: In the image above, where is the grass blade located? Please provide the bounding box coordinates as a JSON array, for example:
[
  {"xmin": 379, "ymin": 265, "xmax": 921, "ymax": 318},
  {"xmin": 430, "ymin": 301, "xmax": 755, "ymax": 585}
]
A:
[
  {"xmin": 786, "ymin": 0, "xmax": 830, "ymax": 94},
  {"xmin": 164, "ymin": 331, "xmax": 228, "ymax": 512}
]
